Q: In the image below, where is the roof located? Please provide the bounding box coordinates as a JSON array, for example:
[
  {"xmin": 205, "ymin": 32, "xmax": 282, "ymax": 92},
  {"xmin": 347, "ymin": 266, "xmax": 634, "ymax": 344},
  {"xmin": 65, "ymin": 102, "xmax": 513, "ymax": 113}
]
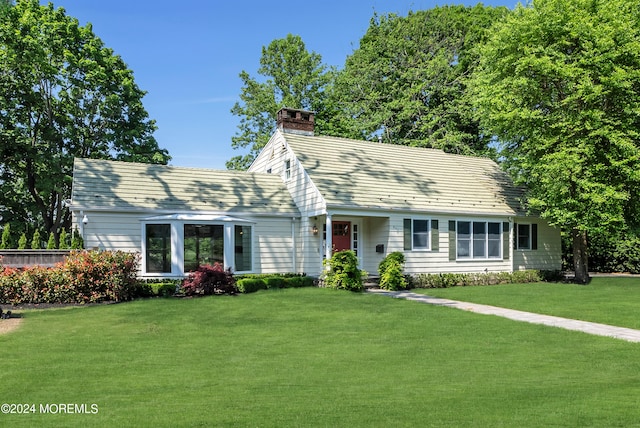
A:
[
  {"xmin": 282, "ymin": 133, "xmax": 526, "ymax": 215},
  {"xmin": 71, "ymin": 158, "xmax": 300, "ymax": 215}
]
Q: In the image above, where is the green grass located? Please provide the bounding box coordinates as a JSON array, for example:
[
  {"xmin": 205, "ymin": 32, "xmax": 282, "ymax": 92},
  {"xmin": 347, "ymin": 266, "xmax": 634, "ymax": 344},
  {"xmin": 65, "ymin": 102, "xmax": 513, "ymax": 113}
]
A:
[
  {"xmin": 0, "ymin": 287, "xmax": 639, "ymax": 427},
  {"xmin": 415, "ymin": 276, "xmax": 640, "ymax": 329}
]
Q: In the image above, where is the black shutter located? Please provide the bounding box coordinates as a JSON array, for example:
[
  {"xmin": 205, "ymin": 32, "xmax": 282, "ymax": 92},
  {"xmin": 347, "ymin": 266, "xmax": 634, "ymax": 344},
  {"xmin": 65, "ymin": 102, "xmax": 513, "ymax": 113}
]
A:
[
  {"xmin": 431, "ymin": 219, "xmax": 439, "ymax": 251},
  {"xmin": 532, "ymin": 223, "xmax": 538, "ymax": 250},
  {"xmin": 503, "ymin": 222, "xmax": 510, "ymax": 260},
  {"xmin": 448, "ymin": 221, "xmax": 456, "ymax": 261},
  {"xmin": 403, "ymin": 219, "xmax": 411, "ymax": 251}
]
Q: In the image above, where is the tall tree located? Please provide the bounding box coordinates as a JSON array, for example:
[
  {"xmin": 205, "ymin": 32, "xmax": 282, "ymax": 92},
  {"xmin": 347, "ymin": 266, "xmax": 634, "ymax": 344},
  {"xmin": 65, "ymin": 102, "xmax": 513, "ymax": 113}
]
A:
[
  {"xmin": 331, "ymin": 5, "xmax": 508, "ymax": 154},
  {"xmin": 0, "ymin": 0, "xmax": 169, "ymax": 237},
  {"xmin": 228, "ymin": 34, "xmax": 334, "ymax": 170},
  {"xmin": 471, "ymin": 0, "xmax": 640, "ymax": 283}
]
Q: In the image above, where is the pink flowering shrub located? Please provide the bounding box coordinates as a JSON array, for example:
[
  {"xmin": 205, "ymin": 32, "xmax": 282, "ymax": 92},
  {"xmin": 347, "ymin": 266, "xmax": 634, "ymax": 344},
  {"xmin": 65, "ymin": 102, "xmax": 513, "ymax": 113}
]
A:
[{"xmin": 0, "ymin": 250, "xmax": 139, "ymax": 304}]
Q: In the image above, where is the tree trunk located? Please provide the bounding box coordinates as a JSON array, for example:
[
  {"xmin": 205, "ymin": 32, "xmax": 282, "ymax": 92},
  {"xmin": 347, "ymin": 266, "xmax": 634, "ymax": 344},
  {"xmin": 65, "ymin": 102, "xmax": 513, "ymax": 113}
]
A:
[{"xmin": 572, "ymin": 228, "xmax": 590, "ymax": 284}]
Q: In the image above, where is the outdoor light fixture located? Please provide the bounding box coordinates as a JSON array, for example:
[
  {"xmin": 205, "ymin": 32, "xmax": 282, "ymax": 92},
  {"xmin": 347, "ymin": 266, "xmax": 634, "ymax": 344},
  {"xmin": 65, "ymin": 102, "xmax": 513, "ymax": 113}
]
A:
[
  {"xmin": 312, "ymin": 224, "xmax": 319, "ymax": 235},
  {"xmin": 82, "ymin": 214, "xmax": 89, "ymax": 225}
]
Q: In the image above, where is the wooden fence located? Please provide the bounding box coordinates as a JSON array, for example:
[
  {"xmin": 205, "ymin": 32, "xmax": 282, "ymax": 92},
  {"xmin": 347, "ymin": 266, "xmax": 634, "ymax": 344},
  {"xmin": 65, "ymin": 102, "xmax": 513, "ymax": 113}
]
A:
[{"xmin": 0, "ymin": 250, "xmax": 72, "ymax": 268}]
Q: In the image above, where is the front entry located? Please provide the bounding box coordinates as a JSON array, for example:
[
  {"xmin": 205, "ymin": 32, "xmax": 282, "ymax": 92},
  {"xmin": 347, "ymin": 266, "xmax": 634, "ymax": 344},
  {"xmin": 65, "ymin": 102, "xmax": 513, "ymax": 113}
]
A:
[{"xmin": 332, "ymin": 221, "xmax": 351, "ymax": 252}]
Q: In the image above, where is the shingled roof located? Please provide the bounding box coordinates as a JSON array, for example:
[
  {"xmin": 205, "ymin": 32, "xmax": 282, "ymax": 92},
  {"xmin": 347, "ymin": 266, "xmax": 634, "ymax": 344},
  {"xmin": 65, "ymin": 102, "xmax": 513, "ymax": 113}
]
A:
[
  {"xmin": 72, "ymin": 158, "xmax": 300, "ymax": 215},
  {"xmin": 282, "ymin": 132, "xmax": 526, "ymax": 216}
]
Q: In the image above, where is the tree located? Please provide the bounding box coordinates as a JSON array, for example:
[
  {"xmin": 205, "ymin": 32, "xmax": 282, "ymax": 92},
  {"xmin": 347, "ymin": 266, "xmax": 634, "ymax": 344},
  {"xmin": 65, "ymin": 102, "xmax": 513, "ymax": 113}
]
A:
[
  {"xmin": 331, "ymin": 5, "xmax": 508, "ymax": 154},
  {"xmin": 58, "ymin": 227, "xmax": 68, "ymax": 249},
  {"xmin": 0, "ymin": 223, "xmax": 10, "ymax": 249},
  {"xmin": 31, "ymin": 229, "xmax": 40, "ymax": 249},
  {"xmin": 0, "ymin": 0, "xmax": 170, "ymax": 238},
  {"xmin": 471, "ymin": 0, "xmax": 640, "ymax": 283},
  {"xmin": 228, "ymin": 34, "xmax": 334, "ymax": 170}
]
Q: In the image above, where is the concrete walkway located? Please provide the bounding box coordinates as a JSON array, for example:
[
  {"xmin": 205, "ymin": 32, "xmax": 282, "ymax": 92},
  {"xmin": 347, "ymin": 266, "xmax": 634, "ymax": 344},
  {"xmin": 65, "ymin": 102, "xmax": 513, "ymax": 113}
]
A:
[{"xmin": 368, "ymin": 289, "xmax": 640, "ymax": 343}]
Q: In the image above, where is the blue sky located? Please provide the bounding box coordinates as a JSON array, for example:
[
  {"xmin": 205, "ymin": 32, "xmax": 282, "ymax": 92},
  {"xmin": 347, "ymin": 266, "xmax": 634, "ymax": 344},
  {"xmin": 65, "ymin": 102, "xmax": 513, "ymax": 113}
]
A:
[{"xmin": 50, "ymin": 0, "xmax": 520, "ymax": 170}]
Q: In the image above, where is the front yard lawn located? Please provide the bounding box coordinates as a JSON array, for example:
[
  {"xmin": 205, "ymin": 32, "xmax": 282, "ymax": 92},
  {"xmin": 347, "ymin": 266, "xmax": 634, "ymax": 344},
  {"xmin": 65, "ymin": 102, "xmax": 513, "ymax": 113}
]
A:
[
  {"xmin": 0, "ymin": 286, "xmax": 639, "ymax": 427},
  {"xmin": 416, "ymin": 276, "xmax": 640, "ymax": 329}
]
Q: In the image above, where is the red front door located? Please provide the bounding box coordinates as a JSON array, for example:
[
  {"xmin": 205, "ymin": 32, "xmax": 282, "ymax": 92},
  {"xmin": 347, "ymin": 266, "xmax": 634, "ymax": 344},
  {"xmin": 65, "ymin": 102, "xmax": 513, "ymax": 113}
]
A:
[{"xmin": 332, "ymin": 221, "xmax": 351, "ymax": 253}]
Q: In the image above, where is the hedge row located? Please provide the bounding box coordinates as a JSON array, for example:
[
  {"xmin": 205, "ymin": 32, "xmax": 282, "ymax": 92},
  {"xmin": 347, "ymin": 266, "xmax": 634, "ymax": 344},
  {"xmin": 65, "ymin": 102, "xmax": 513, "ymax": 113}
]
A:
[
  {"xmin": 410, "ymin": 270, "xmax": 563, "ymax": 289},
  {"xmin": 236, "ymin": 274, "xmax": 315, "ymax": 294},
  {"xmin": 0, "ymin": 251, "xmax": 139, "ymax": 304}
]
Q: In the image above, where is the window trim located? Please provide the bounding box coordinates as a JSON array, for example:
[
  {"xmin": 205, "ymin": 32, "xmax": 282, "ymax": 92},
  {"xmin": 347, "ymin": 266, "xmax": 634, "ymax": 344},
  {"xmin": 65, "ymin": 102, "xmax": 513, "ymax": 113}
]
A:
[
  {"xmin": 456, "ymin": 220, "xmax": 502, "ymax": 260},
  {"xmin": 403, "ymin": 217, "xmax": 431, "ymax": 251},
  {"xmin": 515, "ymin": 223, "xmax": 538, "ymax": 251},
  {"xmin": 284, "ymin": 159, "xmax": 292, "ymax": 181},
  {"xmin": 141, "ymin": 216, "xmax": 255, "ymax": 276}
]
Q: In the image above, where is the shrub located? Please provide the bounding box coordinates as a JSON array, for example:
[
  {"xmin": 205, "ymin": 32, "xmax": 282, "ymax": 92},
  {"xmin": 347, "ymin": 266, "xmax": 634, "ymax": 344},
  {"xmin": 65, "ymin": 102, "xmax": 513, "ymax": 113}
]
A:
[
  {"xmin": 31, "ymin": 229, "xmax": 41, "ymax": 249},
  {"xmin": 71, "ymin": 227, "xmax": 83, "ymax": 249},
  {"xmin": 265, "ymin": 277, "xmax": 285, "ymax": 289},
  {"xmin": 0, "ymin": 250, "xmax": 140, "ymax": 304},
  {"xmin": 1, "ymin": 223, "xmax": 11, "ymax": 249},
  {"xmin": 151, "ymin": 283, "xmax": 177, "ymax": 297},
  {"xmin": 17, "ymin": 233, "xmax": 27, "ymax": 249},
  {"xmin": 284, "ymin": 276, "xmax": 315, "ymax": 288},
  {"xmin": 234, "ymin": 274, "xmax": 315, "ymax": 293},
  {"xmin": 58, "ymin": 228, "xmax": 69, "ymax": 249},
  {"xmin": 47, "ymin": 232, "xmax": 56, "ymax": 249},
  {"xmin": 181, "ymin": 263, "xmax": 237, "ymax": 296},
  {"xmin": 236, "ymin": 278, "xmax": 267, "ymax": 294},
  {"xmin": 378, "ymin": 252, "xmax": 407, "ymax": 291},
  {"xmin": 411, "ymin": 270, "xmax": 549, "ymax": 289},
  {"xmin": 321, "ymin": 250, "xmax": 365, "ymax": 292}
]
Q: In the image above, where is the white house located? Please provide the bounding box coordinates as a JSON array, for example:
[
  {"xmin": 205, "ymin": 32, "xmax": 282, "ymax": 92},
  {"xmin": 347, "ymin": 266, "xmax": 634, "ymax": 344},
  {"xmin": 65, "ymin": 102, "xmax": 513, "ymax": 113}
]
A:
[{"xmin": 70, "ymin": 108, "xmax": 561, "ymax": 278}]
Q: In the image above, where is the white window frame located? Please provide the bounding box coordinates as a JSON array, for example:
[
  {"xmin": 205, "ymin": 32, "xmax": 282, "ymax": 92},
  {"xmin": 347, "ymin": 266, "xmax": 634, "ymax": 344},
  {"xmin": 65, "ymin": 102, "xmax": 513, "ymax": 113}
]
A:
[
  {"xmin": 141, "ymin": 215, "xmax": 255, "ymax": 276},
  {"xmin": 456, "ymin": 220, "xmax": 502, "ymax": 260},
  {"xmin": 284, "ymin": 159, "xmax": 291, "ymax": 181},
  {"xmin": 404, "ymin": 218, "xmax": 431, "ymax": 251}
]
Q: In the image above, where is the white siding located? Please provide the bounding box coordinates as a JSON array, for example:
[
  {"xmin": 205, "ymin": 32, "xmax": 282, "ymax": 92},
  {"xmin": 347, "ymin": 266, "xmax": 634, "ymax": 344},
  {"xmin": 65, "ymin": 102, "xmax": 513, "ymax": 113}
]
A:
[
  {"xmin": 73, "ymin": 211, "xmax": 298, "ymax": 277},
  {"xmin": 253, "ymin": 217, "xmax": 298, "ymax": 274},
  {"xmin": 249, "ymin": 131, "xmax": 326, "ymax": 216},
  {"xmin": 75, "ymin": 211, "xmax": 141, "ymax": 253},
  {"xmin": 514, "ymin": 219, "xmax": 562, "ymax": 271},
  {"xmin": 383, "ymin": 214, "xmax": 512, "ymax": 275}
]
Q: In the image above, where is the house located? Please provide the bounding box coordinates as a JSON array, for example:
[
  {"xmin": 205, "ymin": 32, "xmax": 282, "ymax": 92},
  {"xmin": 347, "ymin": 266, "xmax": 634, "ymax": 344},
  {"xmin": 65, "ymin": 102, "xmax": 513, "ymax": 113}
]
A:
[{"xmin": 70, "ymin": 108, "xmax": 561, "ymax": 278}]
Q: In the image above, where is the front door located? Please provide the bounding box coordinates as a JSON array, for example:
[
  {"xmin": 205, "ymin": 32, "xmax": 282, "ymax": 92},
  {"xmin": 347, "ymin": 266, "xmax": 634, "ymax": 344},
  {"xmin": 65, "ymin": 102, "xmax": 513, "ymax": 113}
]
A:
[{"xmin": 332, "ymin": 221, "xmax": 351, "ymax": 252}]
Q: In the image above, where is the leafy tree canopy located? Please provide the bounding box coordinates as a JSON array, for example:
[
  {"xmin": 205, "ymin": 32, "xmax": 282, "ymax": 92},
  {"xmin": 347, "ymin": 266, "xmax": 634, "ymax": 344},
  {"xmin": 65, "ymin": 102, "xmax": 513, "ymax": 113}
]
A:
[
  {"xmin": 331, "ymin": 5, "xmax": 508, "ymax": 155},
  {"xmin": 471, "ymin": 0, "xmax": 640, "ymax": 282},
  {"xmin": 228, "ymin": 34, "xmax": 334, "ymax": 170},
  {"xmin": 0, "ymin": 0, "xmax": 170, "ymax": 236}
]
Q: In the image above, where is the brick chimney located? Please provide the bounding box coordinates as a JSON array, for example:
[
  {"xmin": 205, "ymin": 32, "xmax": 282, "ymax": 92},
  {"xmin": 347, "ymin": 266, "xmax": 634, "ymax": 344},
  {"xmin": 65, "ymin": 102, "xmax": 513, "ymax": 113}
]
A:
[{"xmin": 276, "ymin": 108, "xmax": 315, "ymax": 136}]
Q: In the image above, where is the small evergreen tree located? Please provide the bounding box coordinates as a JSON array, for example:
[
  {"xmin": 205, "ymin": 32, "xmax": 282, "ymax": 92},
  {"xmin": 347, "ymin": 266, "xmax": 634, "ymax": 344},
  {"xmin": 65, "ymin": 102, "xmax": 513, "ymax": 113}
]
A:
[
  {"xmin": 31, "ymin": 229, "xmax": 41, "ymax": 249},
  {"xmin": 71, "ymin": 227, "xmax": 84, "ymax": 249},
  {"xmin": 0, "ymin": 223, "xmax": 11, "ymax": 249},
  {"xmin": 47, "ymin": 232, "xmax": 56, "ymax": 249},
  {"xmin": 58, "ymin": 228, "xmax": 69, "ymax": 249},
  {"xmin": 18, "ymin": 233, "xmax": 27, "ymax": 249}
]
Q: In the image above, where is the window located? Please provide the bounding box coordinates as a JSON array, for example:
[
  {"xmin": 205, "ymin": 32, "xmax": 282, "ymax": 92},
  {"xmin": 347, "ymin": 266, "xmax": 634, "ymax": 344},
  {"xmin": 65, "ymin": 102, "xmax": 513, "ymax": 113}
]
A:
[
  {"xmin": 457, "ymin": 221, "xmax": 501, "ymax": 259},
  {"xmin": 516, "ymin": 223, "xmax": 538, "ymax": 250},
  {"xmin": 146, "ymin": 224, "xmax": 171, "ymax": 273},
  {"xmin": 234, "ymin": 225, "xmax": 252, "ymax": 272},
  {"xmin": 517, "ymin": 224, "xmax": 531, "ymax": 249},
  {"xmin": 403, "ymin": 218, "xmax": 430, "ymax": 251},
  {"xmin": 284, "ymin": 159, "xmax": 291, "ymax": 180},
  {"xmin": 184, "ymin": 224, "xmax": 223, "ymax": 272}
]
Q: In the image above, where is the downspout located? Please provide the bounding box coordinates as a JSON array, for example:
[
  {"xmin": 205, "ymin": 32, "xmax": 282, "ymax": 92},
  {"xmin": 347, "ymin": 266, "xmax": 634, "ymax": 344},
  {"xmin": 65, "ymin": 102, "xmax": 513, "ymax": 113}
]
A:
[
  {"xmin": 291, "ymin": 217, "xmax": 297, "ymax": 273},
  {"xmin": 509, "ymin": 217, "xmax": 514, "ymax": 273}
]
